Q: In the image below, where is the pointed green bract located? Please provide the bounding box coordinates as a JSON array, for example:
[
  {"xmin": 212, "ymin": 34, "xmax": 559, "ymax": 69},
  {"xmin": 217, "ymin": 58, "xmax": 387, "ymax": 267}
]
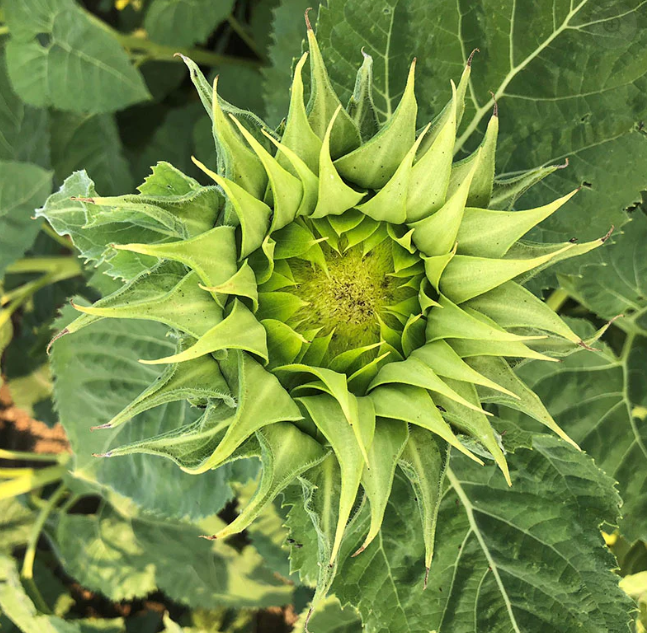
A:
[
  {"xmin": 311, "ymin": 107, "xmax": 366, "ymax": 218},
  {"xmin": 406, "ymin": 83, "xmax": 457, "ymax": 222},
  {"xmin": 369, "ymin": 357, "xmax": 489, "ymax": 415},
  {"xmin": 426, "ymin": 295, "xmax": 545, "ymax": 343},
  {"xmin": 205, "ymin": 422, "xmax": 328, "ymax": 541},
  {"xmin": 306, "ymin": 27, "xmax": 360, "ymax": 158},
  {"xmin": 447, "ymin": 112, "xmax": 498, "ymax": 207},
  {"xmin": 356, "ymin": 126, "xmax": 428, "ymax": 224},
  {"xmin": 457, "ymin": 190, "xmax": 579, "ymax": 258},
  {"xmin": 229, "ymin": 115, "xmax": 303, "ymax": 231},
  {"xmin": 73, "ymin": 271, "xmax": 222, "ymax": 338},
  {"xmin": 440, "ymin": 246, "xmax": 573, "ymax": 304},
  {"xmin": 64, "ymin": 261, "xmax": 189, "ymax": 335},
  {"xmin": 489, "ymin": 160, "xmax": 568, "ymax": 209},
  {"xmin": 369, "ymin": 384, "xmax": 482, "ymax": 464},
  {"xmin": 192, "ymin": 157, "xmax": 271, "ymax": 259},
  {"xmin": 348, "ymin": 50, "xmax": 379, "ymax": 139},
  {"xmin": 465, "ymin": 281, "xmax": 581, "ymax": 343},
  {"xmin": 263, "ymin": 319, "xmax": 308, "ymax": 369},
  {"xmin": 280, "ymin": 53, "xmax": 322, "ymax": 173},
  {"xmin": 263, "ymin": 131, "xmax": 319, "ymax": 218},
  {"xmin": 411, "ymin": 150, "xmax": 480, "ymax": 256},
  {"xmin": 418, "ymin": 54, "xmax": 472, "ymax": 156},
  {"xmin": 211, "ymin": 76, "xmax": 267, "ymax": 198},
  {"xmin": 398, "ymin": 427, "xmax": 449, "ymax": 584},
  {"xmin": 450, "ymin": 336, "xmax": 558, "ymax": 362},
  {"xmin": 334, "ymin": 62, "xmax": 417, "ymax": 189},
  {"xmin": 139, "ymin": 300, "xmax": 268, "ymax": 365},
  {"xmin": 298, "ymin": 394, "xmax": 375, "ymax": 564},
  {"xmin": 113, "ymin": 226, "xmax": 237, "ymax": 294},
  {"xmin": 200, "ymin": 260, "xmax": 259, "ymax": 311},
  {"xmin": 187, "ymin": 352, "xmax": 302, "ymax": 474},
  {"xmin": 467, "ymin": 355, "xmax": 578, "ymax": 448},
  {"xmin": 103, "ymin": 351, "xmax": 234, "ymax": 430},
  {"xmin": 355, "ymin": 419, "xmax": 408, "ymax": 555},
  {"xmin": 433, "ymin": 378, "xmax": 511, "ymax": 486},
  {"xmin": 411, "ymin": 340, "xmax": 517, "ymax": 398}
]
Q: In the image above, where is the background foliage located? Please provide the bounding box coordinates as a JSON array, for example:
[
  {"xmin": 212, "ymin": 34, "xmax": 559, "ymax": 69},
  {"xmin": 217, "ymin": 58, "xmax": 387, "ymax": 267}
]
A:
[{"xmin": 0, "ymin": 0, "xmax": 646, "ymax": 631}]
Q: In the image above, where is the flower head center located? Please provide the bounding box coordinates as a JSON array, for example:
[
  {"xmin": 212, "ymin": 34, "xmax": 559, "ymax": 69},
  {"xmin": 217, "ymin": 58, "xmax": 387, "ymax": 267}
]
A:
[{"xmin": 289, "ymin": 239, "xmax": 405, "ymax": 355}]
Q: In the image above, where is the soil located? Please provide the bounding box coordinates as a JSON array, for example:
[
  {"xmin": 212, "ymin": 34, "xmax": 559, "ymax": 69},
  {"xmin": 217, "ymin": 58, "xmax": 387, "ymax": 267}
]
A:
[{"xmin": 0, "ymin": 383, "xmax": 69, "ymax": 455}]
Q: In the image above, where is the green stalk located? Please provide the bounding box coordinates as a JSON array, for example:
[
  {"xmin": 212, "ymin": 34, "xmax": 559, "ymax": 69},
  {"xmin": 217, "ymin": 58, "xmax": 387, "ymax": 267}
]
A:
[
  {"xmin": 5, "ymin": 257, "xmax": 81, "ymax": 276},
  {"xmin": 116, "ymin": 33, "xmax": 263, "ymax": 69},
  {"xmin": 21, "ymin": 483, "xmax": 67, "ymax": 614},
  {"xmin": 76, "ymin": 3, "xmax": 262, "ymax": 68},
  {"xmin": 0, "ymin": 465, "xmax": 66, "ymax": 501},
  {"xmin": 1, "ymin": 260, "xmax": 82, "ymax": 326},
  {"xmin": 227, "ymin": 15, "xmax": 266, "ymax": 62},
  {"xmin": 42, "ymin": 224, "xmax": 74, "ymax": 250},
  {"xmin": 545, "ymin": 288, "xmax": 569, "ymax": 313},
  {"xmin": 0, "ymin": 448, "xmax": 67, "ymax": 463}
]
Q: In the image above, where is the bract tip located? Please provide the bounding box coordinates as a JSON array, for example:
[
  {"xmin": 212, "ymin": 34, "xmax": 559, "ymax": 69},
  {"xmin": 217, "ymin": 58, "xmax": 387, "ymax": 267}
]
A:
[
  {"xmin": 467, "ymin": 48, "xmax": 480, "ymax": 66},
  {"xmin": 90, "ymin": 423, "xmax": 113, "ymax": 431},
  {"xmin": 47, "ymin": 328, "xmax": 69, "ymax": 355},
  {"xmin": 601, "ymin": 226, "xmax": 614, "ymax": 243},
  {"xmin": 489, "ymin": 91, "xmax": 498, "ymax": 117}
]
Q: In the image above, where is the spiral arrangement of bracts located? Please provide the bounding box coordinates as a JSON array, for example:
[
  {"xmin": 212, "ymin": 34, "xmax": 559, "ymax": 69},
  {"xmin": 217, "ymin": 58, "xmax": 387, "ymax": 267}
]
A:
[{"xmin": 52, "ymin": 18, "xmax": 610, "ymax": 612}]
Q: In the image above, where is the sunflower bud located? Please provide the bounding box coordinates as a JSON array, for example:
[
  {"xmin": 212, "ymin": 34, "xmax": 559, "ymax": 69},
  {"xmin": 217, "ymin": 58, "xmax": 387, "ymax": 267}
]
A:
[{"xmin": 56, "ymin": 23, "xmax": 607, "ymax": 608}]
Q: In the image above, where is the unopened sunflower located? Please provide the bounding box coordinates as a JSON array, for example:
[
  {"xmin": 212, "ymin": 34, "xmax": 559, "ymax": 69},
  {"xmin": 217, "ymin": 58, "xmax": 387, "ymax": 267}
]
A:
[{"xmin": 50, "ymin": 18, "xmax": 608, "ymax": 610}]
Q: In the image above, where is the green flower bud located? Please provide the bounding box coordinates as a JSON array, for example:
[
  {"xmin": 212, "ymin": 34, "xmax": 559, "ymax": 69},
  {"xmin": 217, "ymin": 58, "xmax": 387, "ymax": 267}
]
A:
[{"xmin": 52, "ymin": 20, "xmax": 611, "ymax": 615}]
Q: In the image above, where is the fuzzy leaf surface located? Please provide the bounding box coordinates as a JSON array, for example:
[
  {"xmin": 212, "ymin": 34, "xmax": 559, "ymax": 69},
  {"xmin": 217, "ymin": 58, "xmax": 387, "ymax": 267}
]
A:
[
  {"xmin": 504, "ymin": 336, "xmax": 647, "ymax": 543},
  {"xmin": 51, "ymin": 312, "xmax": 250, "ymax": 521},
  {"xmin": 561, "ymin": 211, "xmax": 647, "ymax": 336},
  {"xmin": 287, "ymin": 437, "xmax": 632, "ymax": 633},
  {"xmin": 49, "ymin": 112, "xmax": 133, "ymax": 196},
  {"xmin": 0, "ymin": 45, "xmax": 50, "ymax": 167}
]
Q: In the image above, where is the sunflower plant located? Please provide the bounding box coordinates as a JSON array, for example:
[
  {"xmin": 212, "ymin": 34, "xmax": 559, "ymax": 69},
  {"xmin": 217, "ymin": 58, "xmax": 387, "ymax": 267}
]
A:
[{"xmin": 36, "ymin": 13, "xmax": 621, "ymax": 631}]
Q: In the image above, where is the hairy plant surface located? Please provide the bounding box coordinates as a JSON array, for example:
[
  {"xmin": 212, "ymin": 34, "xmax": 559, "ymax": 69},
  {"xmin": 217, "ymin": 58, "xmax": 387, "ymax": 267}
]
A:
[{"xmin": 39, "ymin": 16, "xmax": 622, "ymax": 629}]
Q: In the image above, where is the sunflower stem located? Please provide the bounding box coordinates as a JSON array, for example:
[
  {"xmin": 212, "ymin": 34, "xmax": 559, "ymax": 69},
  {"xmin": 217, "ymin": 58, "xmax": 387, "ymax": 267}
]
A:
[
  {"xmin": 21, "ymin": 483, "xmax": 67, "ymax": 614},
  {"xmin": 0, "ymin": 449, "xmax": 65, "ymax": 463},
  {"xmin": 545, "ymin": 288, "xmax": 569, "ymax": 313}
]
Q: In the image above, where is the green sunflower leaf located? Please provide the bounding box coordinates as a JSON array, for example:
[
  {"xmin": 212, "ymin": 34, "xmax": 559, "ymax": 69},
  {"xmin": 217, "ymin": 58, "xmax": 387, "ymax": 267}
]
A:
[
  {"xmin": 50, "ymin": 313, "xmax": 246, "ymax": 521},
  {"xmin": 322, "ymin": 437, "xmax": 633, "ymax": 633},
  {"xmin": 0, "ymin": 160, "xmax": 52, "ymax": 277},
  {"xmin": 54, "ymin": 504, "xmax": 291, "ymax": 609},
  {"xmin": 144, "ymin": 0, "xmax": 235, "ymax": 48},
  {"xmin": 4, "ymin": 0, "xmax": 150, "ymax": 113},
  {"xmin": 502, "ymin": 333, "xmax": 647, "ymax": 542},
  {"xmin": 204, "ymin": 422, "xmax": 328, "ymax": 541}
]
